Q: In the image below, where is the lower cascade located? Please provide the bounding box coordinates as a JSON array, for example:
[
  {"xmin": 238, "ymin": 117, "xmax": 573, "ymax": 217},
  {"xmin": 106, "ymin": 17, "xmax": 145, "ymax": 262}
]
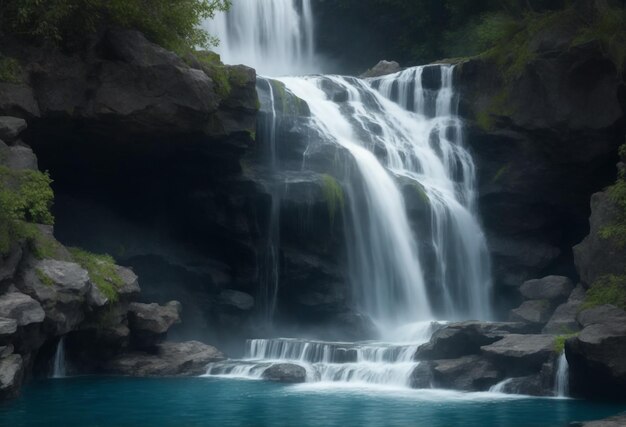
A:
[{"xmin": 205, "ymin": 322, "xmax": 437, "ymax": 386}]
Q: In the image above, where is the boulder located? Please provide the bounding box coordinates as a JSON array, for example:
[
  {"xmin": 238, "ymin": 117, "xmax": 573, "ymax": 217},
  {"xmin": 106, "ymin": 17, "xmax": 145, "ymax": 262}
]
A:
[
  {"xmin": 418, "ymin": 355, "xmax": 502, "ymax": 391},
  {"xmin": 520, "ymin": 276, "xmax": 574, "ymax": 303},
  {"xmin": 509, "ymin": 300, "xmax": 553, "ymax": 326},
  {"xmin": 127, "ymin": 301, "xmax": 181, "ymax": 349},
  {"xmin": 218, "ymin": 289, "xmax": 254, "ymax": 311},
  {"xmin": 482, "ymin": 334, "xmax": 557, "ymax": 376},
  {"xmin": 115, "ymin": 266, "xmax": 141, "ymax": 299},
  {"xmin": 361, "ymin": 60, "xmax": 402, "ymax": 78},
  {"xmin": 6, "ymin": 144, "xmax": 38, "ymax": 170},
  {"xmin": 104, "ymin": 341, "xmax": 225, "ymax": 376},
  {"xmin": 543, "ymin": 286, "xmax": 586, "ymax": 334},
  {"xmin": 20, "ymin": 260, "xmax": 91, "ymax": 334},
  {"xmin": 0, "ymin": 317, "xmax": 17, "ymax": 338},
  {"xmin": 0, "ymin": 116, "xmax": 26, "ymax": 142},
  {"xmin": 262, "ymin": 363, "xmax": 307, "ymax": 383},
  {"xmin": 0, "ymin": 292, "xmax": 45, "ymax": 326},
  {"xmin": 0, "ymin": 354, "xmax": 23, "ymax": 399},
  {"xmin": 566, "ymin": 305, "xmax": 626, "ymax": 400},
  {"xmin": 415, "ymin": 321, "xmax": 535, "ymax": 360},
  {"xmin": 0, "ymin": 344, "xmax": 13, "ymax": 358}
]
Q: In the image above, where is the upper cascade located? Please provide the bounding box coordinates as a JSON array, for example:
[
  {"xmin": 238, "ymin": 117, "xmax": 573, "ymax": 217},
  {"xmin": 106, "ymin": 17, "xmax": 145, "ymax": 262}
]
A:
[{"xmin": 205, "ymin": 0, "xmax": 317, "ymax": 76}]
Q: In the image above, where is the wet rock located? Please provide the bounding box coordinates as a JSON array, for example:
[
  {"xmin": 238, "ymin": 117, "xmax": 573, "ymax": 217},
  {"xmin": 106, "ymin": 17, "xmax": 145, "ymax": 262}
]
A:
[
  {"xmin": 567, "ymin": 305, "xmax": 626, "ymax": 400},
  {"xmin": 361, "ymin": 60, "xmax": 401, "ymax": 78},
  {"xmin": 127, "ymin": 301, "xmax": 181, "ymax": 349},
  {"xmin": 415, "ymin": 321, "xmax": 534, "ymax": 360},
  {"xmin": 0, "ymin": 292, "xmax": 45, "ymax": 326},
  {"xmin": 428, "ymin": 355, "xmax": 502, "ymax": 391},
  {"xmin": 104, "ymin": 341, "xmax": 225, "ymax": 377},
  {"xmin": 0, "ymin": 354, "xmax": 23, "ymax": 399},
  {"xmin": 262, "ymin": 363, "xmax": 307, "ymax": 383},
  {"xmin": 509, "ymin": 300, "xmax": 553, "ymax": 326},
  {"xmin": 482, "ymin": 334, "xmax": 557, "ymax": 376},
  {"xmin": 520, "ymin": 276, "xmax": 574, "ymax": 303},
  {"xmin": 0, "ymin": 116, "xmax": 26, "ymax": 142}
]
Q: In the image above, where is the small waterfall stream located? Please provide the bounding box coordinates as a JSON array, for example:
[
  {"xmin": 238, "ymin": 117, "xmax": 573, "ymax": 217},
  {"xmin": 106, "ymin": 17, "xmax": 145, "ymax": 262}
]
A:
[
  {"xmin": 52, "ymin": 337, "xmax": 67, "ymax": 378},
  {"xmin": 554, "ymin": 352, "xmax": 570, "ymax": 398}
]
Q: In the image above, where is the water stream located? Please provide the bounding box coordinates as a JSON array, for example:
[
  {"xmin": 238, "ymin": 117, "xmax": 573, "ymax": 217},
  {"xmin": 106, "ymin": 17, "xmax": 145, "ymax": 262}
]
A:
[{"xmin": 51, "ymin": 337, "xmax": 67, "ymax": 379}]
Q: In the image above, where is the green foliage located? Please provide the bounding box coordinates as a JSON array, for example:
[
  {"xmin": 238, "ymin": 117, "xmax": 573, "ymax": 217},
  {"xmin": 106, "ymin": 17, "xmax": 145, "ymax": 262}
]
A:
[
  {"xmin": 553, "ymin": 332, "xmax": 578, "ymax": 353},
  {"xmin": 0, "ymin": 56, "xmax": 22, "ymax": 83},
  {"xmin": 321, "ymin": 174, "xmax": 345, "ymax": 226},
  {"xmin": 573, "ymin": 4, "xmax": 626, "ymax": 71},
  {"xmin": 599, "ymin": 144, "xmax": 626, "ymax": 247},
  {"xmin": 582, "ymin": 275, "xmax": 626, "ymax": 311},
  {"xmin": 0, "ymin": 167, "xmax": 54, "ymax": 255},
  {"xmin": 0, "ymin": 0, "xmax": 231, "ymax": 53},
  {"xmin": 68, "ymin": 247, "xmax": 123, "ymax": 302},
  {"xmin": 35, "ymin": 268, "xmax": 55, "ymax": 287}
]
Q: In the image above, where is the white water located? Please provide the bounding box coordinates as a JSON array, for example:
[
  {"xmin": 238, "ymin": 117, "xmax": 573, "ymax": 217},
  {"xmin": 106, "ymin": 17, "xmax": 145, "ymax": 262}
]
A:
[
  {"xmin": 52, "ymin": 337, "xmax": 66, "ymax": 378},
  {"xmin": 554, "ymin": 352, "xmax": 569, "ymax": 398},
  {"xmin": 205, "ymin": 0, "xmax": 316, "ymax": 76},
  {"xmin": 203, "ymin": 0, "xmax": 493, "ymax": 389},
  {"xmin": 489, "ymin": 378, "xmax": 513, "ymax": 393}
]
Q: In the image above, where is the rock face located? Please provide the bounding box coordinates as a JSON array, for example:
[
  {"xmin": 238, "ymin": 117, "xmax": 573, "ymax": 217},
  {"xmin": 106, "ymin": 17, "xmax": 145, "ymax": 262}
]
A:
[
  {"xmin": 413, "ymin": 355, "xmax": 501, "ymax": 391},
  {"xmin": 262, "ymin": 363, "xmax": 307, "ymax": 383},
  {"xmin": 481, "ymin": 334, "xmax": 557, "ymax": 376},
  {"xmin": 509, "ymin": 300, "xmax": 553, "ymax": 327},
  {"xmin": 519, "ymin": 276, "xmax": 574, "ymax": 302},
  {"xmin": 0, "ymin": 116, "xmax": 27, "ymax": 142},
  {"xmin": 104, "ymin": 341, "xmax": 225, "ymax": 377},
  {"xmin": 360, "ymin": 60, "xmax": 402, "ymax": 78},
  {"xmin": 0, "ymin": 354, "xmax": 23, "ymax": 400},
  {"xmin": 127, "ymin": 301, "xmax": 181, "ymax": 349},
  {"xmin": 0, "ymin": 292, "xmax": 45, "ymax": 327},
  {"xmin": 567, "ymin": 305, "xmax": 626, "ymax": 400},
  {"xmin": 543, "ymin": 284, "xmax": 586, "ymax": 334}
]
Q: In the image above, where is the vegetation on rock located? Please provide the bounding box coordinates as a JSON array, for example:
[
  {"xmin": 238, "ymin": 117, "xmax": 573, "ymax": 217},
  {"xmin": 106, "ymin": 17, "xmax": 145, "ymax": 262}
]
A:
[
  {"xmin": 0, "ymin": 56, "xmax": 22, "ymax": 83},
  {"xmin": 69, "ymin": 247, "xmax": 123, "ymax": 302},
  {"xmin": 321, "ymin": 174, "xmax": 345, "ymax": 226},
  {"xmin": 0, "ymin": 0, "xmax": 231, "ymax": 53},
  {"xmin": 582, "ymin": 274, "xmax": 626, "ymax": 311},
  {"xmin": 599, "ymin": 144, "xmax": 626, "ymax": 247},
  {"xmin": 0, "ymin": 166, "xmax": 54, "ymax": 255},
  {"xmin": 554, "ymin": 332, "xmax": 578, "ymax": 353}
]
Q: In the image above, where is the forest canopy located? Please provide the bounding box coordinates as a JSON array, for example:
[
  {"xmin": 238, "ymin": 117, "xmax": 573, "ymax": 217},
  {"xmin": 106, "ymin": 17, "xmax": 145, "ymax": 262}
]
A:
[{"xmin": 0, "ymin": 0, "xmax": 231, "ymax": 53}]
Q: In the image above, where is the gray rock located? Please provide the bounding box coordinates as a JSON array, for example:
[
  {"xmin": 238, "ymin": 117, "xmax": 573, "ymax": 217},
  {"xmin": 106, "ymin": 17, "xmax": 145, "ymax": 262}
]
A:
[
  {"xmin": 426, "ymin": 355, "xmax": 502, "ymax": 391},
  {"xmin": 128, "ymin": 301, "xmax": 181, "ymax": 349},
  {"xmin": 568, "ymin": 284, "xmax": 587, "ymax": 303},
  {"xmin": 361, "ymin": 60, "xmax": 402, "ymax": 78},
  {"xmin": 0, "ymin": 344, "xmax": 13, "ymax": 358},
  {"xmin": 262, "ymin": 363, "xmax": 307, "ymax": 383},
  {"xmin": 520, "ymin": 276, "xmax": 574, "ymax": 302},
  {"xmin": 0, "ymin": 244, "xmax": 22, "ymax": 283},
  {"xmin": 0, "ymin": 354, "xmax": 23, "ymax": 399},
  {"xmin": 567, "ymin": 306, "xmax": 626, "ymax": 399},
  {"xmin": 509, "ymin": 300, "xmax": 553, "ymax": 325},
  {"xmin": 104, "ymin": 341, "xmax": 224, "ymax": 376},
  {"xmin": 218, "ymin": 289, "xmax": 254, "ymax": 311},
  {"xmin": 115, "ymin": 266, "xmax": 140, "ymax": 298},
  {"xmin": 482, "ymin": 334, "xmax": 557, "ymax": 375},
  {"xmin": 0, "ymin": 317, "xmax": 17, "ymax": 337},
  {"xmin": 21, "ymin": 260, "xmax": 91, "ymax": 334},
  {"xmin": 6, "ymin": 144, "xmax": 37, "ymax": 170},
  {"xmin": 416, "ymin": 321, "xmax": 534, "ymax": 360},
  {"xmin": 543, "ymin": 300, "xmax": 583, "ymax": 334},
  {"xmin": 571, "ymin": 415, "xmax": 626, "ymax": 427},
  {"xmin": 0, "ymin": 117, "xmax": 27, "ymax": 142},
  {"xmin": 0, "ymin": 292, "xmax": 45, "ymax": 326}
]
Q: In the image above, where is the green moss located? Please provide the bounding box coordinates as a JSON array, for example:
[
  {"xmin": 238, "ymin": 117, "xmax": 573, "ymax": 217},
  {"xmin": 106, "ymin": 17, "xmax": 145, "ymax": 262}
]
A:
[
  {"xmin": 492, "ymin": 165, "xmax": 510, "ymax": 183},
  {"xmin": 0, "ymin": 56, "xmax": 22, "ymax": 83},
  {"xmin": 572, "ymin": 6, "xmax": 626, "ymax": 71},
  {"xmin": 248, "ymin": 130, "xmax": 256, "ymax": 141},
  {"xmin": 476, "ymin": 111, "xmax": 495, "ymax": 131},
  {"xmin": 554, "ymin": 333, "xmax": 578, "ymax": 354},
  {"xmin": 69, "ymin": 247, "xmax": 123, "ymax": 302},
  {"xmin": 412, "ymin": 183, "xmax": 430, "ymax": 206},
  {"xmin": 192, "ymin": 51, "xmax": 232, "ymax": 98},
  {"xmin": 321, "ymin": 174, "xmax": 345, "ymax": 226},
  {"xmin": 582, "ymin": 275, "xmax": 626, "ymax": 311},
  {"xmin": 0, "ymin": 167, "xmax": 54, "ymax": 256},
  {"xmin": 35, "ymin": 268, "xmax": 55, "ymax": 287},
  {"xmin": 599, "ymin": 144, "xmax": 626, "ymax": 247},
  {"xmin": 228, "ymin": 67, "xmax": 250, "ymax": 87}
]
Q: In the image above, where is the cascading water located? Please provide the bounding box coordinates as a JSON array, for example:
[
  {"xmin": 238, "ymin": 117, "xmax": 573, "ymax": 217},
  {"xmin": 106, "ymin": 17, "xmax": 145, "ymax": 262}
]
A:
[
  {"xmin": 203, "ymin": 0, "xmax": 492, "ymax": 388},
  {"xmin": 205, "ymin": 0, "xmax": 316, "ymax": 76},
  {"xmin": 554, "ymin": 352, "xmax": 570, "ymax": 398},
  {"xmin": 52, "ymin": 337, "xmax": 66, "ymax": 379}
]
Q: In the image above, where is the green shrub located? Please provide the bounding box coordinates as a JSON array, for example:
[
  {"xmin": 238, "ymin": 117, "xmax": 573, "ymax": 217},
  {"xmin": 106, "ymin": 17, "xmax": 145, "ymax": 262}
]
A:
[
  {"xmin": 0, "ymin": 0, "xmax": 231, "ymax": 54},
  {"xmin": 582, "ymin": 275, "xmax": 626, "ymax": 311},
  {"xmin": 321, "ymin": 174, "xmax": 345, "ymax": 226},
  {"xmin": 599, "ymin": 144, "xmax": 626, "ymax": 247},
  {"xmin": 68, "ymin": 247, "xmax": 123, "ymax": 302},
  {"xmin": 554, "ymin": 333, "xmax": 578, "ymax": 353},
  {"xmin": 0, "ymin": 167, "xmax": 54, "ymax": 255}
]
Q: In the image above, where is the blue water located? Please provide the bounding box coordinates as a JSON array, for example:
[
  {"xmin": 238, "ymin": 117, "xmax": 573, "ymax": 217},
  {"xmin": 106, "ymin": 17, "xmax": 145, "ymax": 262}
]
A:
[{"xmin": 1, "ymin": 377, "xmax": 624, "ymax": 427}]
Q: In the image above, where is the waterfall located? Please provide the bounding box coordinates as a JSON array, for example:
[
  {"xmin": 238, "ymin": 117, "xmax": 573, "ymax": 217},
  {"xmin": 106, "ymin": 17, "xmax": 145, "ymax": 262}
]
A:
[
  {"xmin": 489, "ymin": 378, "xmax": 513, "ymax": 393},
  {"xmin": 205, "ymin": 0, "xmax": 316, "ymax": 76},
  {"xmin": 554, "ymin": 352, "xmax": 569, "ymax": 398},
  {"xmin": 52, "ymin": 337, "xmax": 66, "ymax": 378}
]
